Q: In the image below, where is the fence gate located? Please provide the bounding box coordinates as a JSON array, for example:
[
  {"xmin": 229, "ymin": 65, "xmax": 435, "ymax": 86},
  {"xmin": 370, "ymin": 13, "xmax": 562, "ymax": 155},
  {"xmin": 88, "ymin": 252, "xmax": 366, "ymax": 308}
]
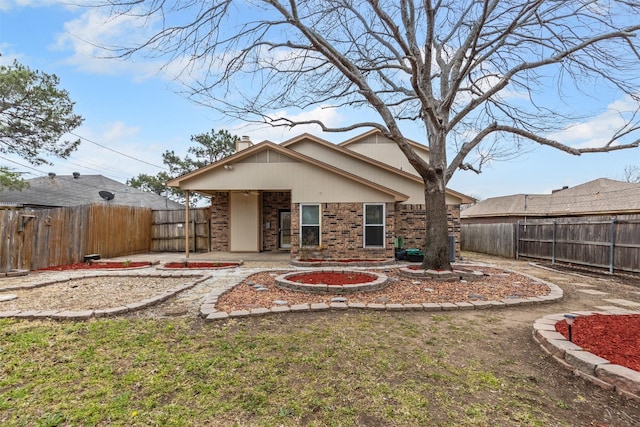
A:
[{"xmin": 151, "ymin": 208, "xmax": 211, "ymax": 252}]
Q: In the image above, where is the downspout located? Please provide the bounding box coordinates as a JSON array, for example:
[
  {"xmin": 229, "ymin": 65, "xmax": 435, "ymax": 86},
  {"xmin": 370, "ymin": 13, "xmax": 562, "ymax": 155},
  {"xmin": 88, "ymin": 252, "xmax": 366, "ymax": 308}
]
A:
[{"xmin": 185, "ymin": 190, "xmax": 190, "ymax": 259}]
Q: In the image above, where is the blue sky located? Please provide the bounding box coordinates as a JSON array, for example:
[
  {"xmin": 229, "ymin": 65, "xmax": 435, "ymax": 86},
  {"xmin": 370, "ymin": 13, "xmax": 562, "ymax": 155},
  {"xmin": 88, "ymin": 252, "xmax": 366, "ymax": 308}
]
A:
[{"xmin": 1, "ymin": 1, "xmax": 638, "ymax": 201}]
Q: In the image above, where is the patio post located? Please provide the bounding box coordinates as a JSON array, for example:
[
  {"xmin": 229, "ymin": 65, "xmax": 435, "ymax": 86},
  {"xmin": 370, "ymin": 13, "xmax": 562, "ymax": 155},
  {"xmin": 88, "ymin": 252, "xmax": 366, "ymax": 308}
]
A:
[{"xmin": 185, "ymin": 190, "xmax": 190, "ymax": 259}]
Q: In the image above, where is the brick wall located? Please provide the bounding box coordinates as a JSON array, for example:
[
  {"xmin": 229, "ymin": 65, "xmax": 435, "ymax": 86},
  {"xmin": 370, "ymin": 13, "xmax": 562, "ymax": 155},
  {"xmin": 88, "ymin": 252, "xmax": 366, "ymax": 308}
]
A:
[
  {"xmin": 209, "ymin": 192, "xmax": 230, "ymax": 251},
  {"xmin": 209, "ymin": 194, "xmax": 461, "ymax": 258},
  {"xmin": 394, "ymin": 204, "xmax": 461, "ymax": 255},
  {"xmin": 262, "ymin": 191, "xmax": 291, "ymax": 251},
  {"xmin": 291, "ymin": 202, "xmax": 395, "ymax": 260}
]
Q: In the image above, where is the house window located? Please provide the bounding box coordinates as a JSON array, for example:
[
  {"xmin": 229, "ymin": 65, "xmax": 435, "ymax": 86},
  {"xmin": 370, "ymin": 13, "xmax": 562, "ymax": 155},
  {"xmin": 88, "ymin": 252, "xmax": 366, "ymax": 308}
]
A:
[
  {"xmin": 364, "ymin": 203, "xmax": 385, "ymax": 247},
  {"xmin": 300, "ymin": 204, "xmax": 320, "ymax": 247}
]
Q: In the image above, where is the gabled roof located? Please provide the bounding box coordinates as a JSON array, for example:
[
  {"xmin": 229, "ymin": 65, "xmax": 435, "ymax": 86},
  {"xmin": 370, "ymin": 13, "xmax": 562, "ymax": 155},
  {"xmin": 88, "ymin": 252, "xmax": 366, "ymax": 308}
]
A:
[
  {"xmin": 461, "ymin": 178, "xmax": 640, "ymax": 218},
  {"xmin": 0, "ymin": 174, "xmax": 184, "ymax": 210},
  {"xmin": 281, "ymin": 133, "xmax": 475, "ymax": 204},
  {"xmin": 338, "ymin": 128, "xmax": 430, "ymax": 154},
  {"xmin": 167, "ymin": 140, "xmax": 410, "ymax": 202}
]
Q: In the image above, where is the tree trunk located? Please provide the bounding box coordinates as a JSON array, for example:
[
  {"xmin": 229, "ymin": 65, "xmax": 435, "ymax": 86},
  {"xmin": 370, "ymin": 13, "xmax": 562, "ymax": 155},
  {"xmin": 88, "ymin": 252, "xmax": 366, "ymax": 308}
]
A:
[
  {"xmin": 420, "ymin": 124, "xmax": 451, "ymax": 271},
  {"xmin": 422, "ymin": 179, "xmax": 451, "ymax": 271},
  {"xmin": 386, "ymin": 122, "xmax": 452, "ymax": 271}
]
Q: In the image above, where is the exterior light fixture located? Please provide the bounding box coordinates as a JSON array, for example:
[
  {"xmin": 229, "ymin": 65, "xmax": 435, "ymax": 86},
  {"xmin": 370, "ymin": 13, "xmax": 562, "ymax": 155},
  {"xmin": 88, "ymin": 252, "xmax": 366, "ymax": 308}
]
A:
[
  {"xmin": 564, "ymin": 314, "xmax": 577, "ymax": 342},
  {"xmin": 224, "ymin": 164, "xmax": 233, "ymax": 170}
]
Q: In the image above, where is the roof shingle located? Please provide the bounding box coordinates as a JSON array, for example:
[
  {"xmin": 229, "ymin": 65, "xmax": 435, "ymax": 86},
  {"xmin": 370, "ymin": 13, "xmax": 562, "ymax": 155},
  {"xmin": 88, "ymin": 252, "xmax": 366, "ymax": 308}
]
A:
[{"xmin": 0, "ymin": 174, "xmax": 184, "ymax": 210}]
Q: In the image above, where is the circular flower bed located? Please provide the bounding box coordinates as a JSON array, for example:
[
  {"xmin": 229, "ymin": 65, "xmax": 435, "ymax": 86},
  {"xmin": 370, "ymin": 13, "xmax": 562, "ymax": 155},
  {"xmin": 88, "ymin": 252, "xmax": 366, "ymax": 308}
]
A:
[{"xmin": 275, "ymin": 270, "xmax": 388, "ymax": 294}]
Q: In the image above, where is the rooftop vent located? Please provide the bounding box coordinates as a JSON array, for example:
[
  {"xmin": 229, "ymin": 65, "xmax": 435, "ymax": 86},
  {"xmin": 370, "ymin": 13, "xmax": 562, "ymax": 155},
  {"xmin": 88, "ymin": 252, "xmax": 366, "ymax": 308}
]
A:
[
  {"xmin": 551, "ymin": 185, "xmax": 569, "ymax": 194},
  {"xmin": 73, "ymin": 172, "xmax": 80, "ymax": 179},
  {"xmin": 48, "ymin": 172, "xmax": 56, "ymax": 179}
]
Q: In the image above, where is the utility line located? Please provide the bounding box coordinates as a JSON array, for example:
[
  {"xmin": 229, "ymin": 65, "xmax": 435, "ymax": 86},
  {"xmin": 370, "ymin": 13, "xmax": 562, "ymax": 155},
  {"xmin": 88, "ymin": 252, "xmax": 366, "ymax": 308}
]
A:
[
  {"xmin": 69, "ymin": 132, "xmax": 168, "ymax": 171},
  {"xmin": 0, "ymin": 155, "xmax": 47, "ymax": 175}
]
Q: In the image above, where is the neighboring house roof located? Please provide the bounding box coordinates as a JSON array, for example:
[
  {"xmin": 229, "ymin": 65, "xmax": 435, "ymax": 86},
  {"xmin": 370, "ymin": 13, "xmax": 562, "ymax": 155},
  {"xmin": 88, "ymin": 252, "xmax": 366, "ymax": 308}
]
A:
[
  {"xmin": 461, "ymin": 178, "xmax": 640, "ymax": 218},
  {"xmin": 0, "ymin": 174, "xmax": 184, "ymax": 210},
  {"xmin": 168, "ymin": 130, "xmax": 474, "ymax": 205}
]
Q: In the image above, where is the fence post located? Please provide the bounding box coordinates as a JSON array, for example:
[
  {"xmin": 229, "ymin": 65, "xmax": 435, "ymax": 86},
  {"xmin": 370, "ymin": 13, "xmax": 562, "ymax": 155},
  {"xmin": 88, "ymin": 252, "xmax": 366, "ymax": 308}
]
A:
[
  {"xmin": 516, "ymin": 221, "xmax": 520, "ymax": 259},
  {"xmin": 609, "ymin": 217, "xmax": 616, "ymax": 274},
  {"xmin": 552, "ymin": 220, "xmax": 557, "ymax": 265}
]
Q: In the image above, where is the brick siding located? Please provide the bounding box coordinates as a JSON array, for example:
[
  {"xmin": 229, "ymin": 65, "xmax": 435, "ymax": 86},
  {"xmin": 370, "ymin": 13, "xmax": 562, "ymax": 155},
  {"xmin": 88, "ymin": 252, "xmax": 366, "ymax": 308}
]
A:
[
  {"xmin": 291, "ymin": 202, "xmax": 395, "ymax": 260},
  {"xmin": 394, "ymin": 204, "xmax": 461, "ymax": 255},
  {"xmin": 210, "ymin": 194, "xmax": 461, "ymax": 258},
  {"xmin": 209, "ymin": 192, "xmax": 230, "ymax": 251},
  {"xmin": 262, "ymin": 191, "xmax": 292, "ymax": 251}
]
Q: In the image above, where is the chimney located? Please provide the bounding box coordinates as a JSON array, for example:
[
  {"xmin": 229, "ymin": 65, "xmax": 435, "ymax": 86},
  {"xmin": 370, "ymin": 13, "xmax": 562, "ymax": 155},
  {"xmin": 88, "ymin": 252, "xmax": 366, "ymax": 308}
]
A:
[
  {"xmin": 236, "ymin": 135, "xmax": 254, "ymax": 152},
  {"xmin": 73, "ymin": 172, "xmax": 80, "ymax": 179}
]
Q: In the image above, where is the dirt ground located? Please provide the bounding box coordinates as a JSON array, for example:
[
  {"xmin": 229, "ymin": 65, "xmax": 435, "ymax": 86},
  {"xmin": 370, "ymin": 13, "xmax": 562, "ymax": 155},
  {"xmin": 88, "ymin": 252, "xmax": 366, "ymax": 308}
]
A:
[
  {"xmin": 129, "ymin": 254, "xmax": 640, "ymax": 425},
  {"xmin": 2, "ymin": 253, "xmax": 640, "ymax": 425}
]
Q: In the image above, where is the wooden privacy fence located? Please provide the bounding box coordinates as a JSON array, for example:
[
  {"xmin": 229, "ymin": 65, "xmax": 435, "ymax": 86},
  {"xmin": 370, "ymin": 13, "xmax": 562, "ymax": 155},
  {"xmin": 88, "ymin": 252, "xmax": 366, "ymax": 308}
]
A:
[
  {"xmin": 0, "ymin": 204, "xmax": 152, "ymax": 272},
  {"xmin": 151, "ymin": 208, "xmax": 210, "ymax": 253},
  {"xmin": 460, "ymin": 223, "xmax": 516, "ymax": 258},
  {"xmin": 516, "ymin": 217, "xmax": 640, "ymax": 274},
  {"xmin": 461, "ymin": 215, "xmax": 640, "ymax": 274}
]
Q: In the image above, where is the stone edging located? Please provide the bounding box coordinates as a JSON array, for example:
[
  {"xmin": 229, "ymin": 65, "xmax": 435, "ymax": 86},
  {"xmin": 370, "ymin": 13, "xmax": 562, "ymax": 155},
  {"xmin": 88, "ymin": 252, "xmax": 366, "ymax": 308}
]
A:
[
  {"xmin": 275, "ymin": 270, "xmax": 388, "ymax": 294},
  {"xmin": 0, "ymin": 269, "xmax": 29, "ymax": 278},
  {"xmin": 0, "ymin": 272, "xmax": 210, "ymax": 320},
  {"xmin": 199, "ymin": 268, "xmax": 564, "ymax": 320},
  {"xmin": 290, "ymin": 259, "xmax": 396, "ymax": 267},
  {"xmin": 533, "ymin": 311, "xmax": 640, "ymax": 402},
  {"xmin": 155, "ymin": 261, "xmax": 244, "ymax": 271}
]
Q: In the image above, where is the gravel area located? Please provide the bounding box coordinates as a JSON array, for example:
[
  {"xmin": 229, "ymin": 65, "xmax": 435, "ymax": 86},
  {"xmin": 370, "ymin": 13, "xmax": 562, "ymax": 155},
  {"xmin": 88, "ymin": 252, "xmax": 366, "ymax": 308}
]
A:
[
  {"xmin": 0, "ymin": 276, "xmax": 198, "ymax": 311},
  {"xmin": 0, "ymin": 264, "xmax": 551, "ymax": 317},
  {"xmin": 217, "ymin": 267, "xmax": 550, "ymax": 312}
]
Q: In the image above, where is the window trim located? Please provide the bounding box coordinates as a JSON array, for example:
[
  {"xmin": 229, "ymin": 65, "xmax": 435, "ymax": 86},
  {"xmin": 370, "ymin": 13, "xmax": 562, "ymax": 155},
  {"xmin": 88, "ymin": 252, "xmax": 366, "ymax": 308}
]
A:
[
  {"xmin": 300, "ymin": 203, "xmax": 321, "ymax": 248},
  {"xmin": 363, "ymin": 203, "xmax": 385, "ymax": 248}
]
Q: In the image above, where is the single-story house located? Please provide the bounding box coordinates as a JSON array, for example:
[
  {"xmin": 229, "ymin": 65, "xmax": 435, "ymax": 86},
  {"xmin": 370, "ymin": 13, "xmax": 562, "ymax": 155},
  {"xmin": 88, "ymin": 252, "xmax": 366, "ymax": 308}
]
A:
[
  {"xmin": 167, "ymin": 130, "xmax": 474, "ymax": 260},
  {"xmin": 461, "ymin": 178, "xmax": 640, "ymax": 224},
  {"xmin": 0, "ymin": 173, "xmax": 184, "ymax": 210}
]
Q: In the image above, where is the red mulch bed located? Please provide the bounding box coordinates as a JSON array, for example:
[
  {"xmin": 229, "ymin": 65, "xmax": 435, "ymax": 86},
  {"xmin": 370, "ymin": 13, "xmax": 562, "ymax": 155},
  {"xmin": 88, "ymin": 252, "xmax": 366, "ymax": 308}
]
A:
[
  {"xmin": 300, "ymin": 259, "xmax": 385, "ymax": 263},
  {"xmin": 163, "ymin": 262, "xmax": 240, "ymax": 269},
  {"xmin": 285, "ymin": 271, "xmax": 375, "ymax": 285},
  {"xmin": 217, "ymin": 268, "xmax": 550, "ymax": 313},
  {"xmin": 38, "ymin": 261, "xmax": 152, "ymax": 271},
  {"xmin": 556, "ymin": 314, "xmax": 640, "ymax": 371}
]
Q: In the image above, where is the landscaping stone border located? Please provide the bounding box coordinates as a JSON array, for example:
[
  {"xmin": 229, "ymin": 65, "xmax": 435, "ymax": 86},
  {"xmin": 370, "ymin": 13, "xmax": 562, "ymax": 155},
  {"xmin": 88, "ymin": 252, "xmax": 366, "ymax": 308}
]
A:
[
  {"xmin": 200, "ymin": 269, "xmax": 564, "ymax": 320},
  {"xmin": 533, "ymin": 311, "xmax": 640, "ymax": 402},
  {"xmin": 274, "ymin": 269, "xmax": 388, "ymax": 294},
  {"xmin": 399, "ymin": 267, "xmax": 486, "ymax": 281},
  {"xmin": 290, "ymin": 258, "xmax": 396, "ymax": 267},
  {"xmin": 0, "ymin": 269, "xmax": 29, "ymax": 278},
  {"xmin": 156, "ymin": 260, "xmax": 244, "ymax": 271},
  {"xmin": 0, "ymin": 272, "xmax": 210, "ymax": 320}
]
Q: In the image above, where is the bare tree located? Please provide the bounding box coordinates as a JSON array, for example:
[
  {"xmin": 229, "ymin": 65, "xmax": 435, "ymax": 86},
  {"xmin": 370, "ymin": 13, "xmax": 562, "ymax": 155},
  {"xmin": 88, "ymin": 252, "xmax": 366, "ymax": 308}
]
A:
[
  {"xmin": 622, "ymin": 165, "xmax": 640, "ymax": 183},
  {"xmin": 97, "ymin": 0, "xmax": 640, "ymax": 270}
]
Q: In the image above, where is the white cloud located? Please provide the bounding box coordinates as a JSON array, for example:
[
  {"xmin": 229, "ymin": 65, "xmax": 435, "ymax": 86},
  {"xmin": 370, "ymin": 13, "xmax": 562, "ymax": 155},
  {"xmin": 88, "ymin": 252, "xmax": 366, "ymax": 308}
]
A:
[
  {"xmin": 38, "ymin": 121, "xmax": 170, "ymax": 182},
  {"xmin": 546, "ymin": 95, "xmax": 640, "ymax": 149},
  {"xmin": 0, "ymin": 47, "xmax": 23, "ymax": 65},
  {"xmin": 53, "ymin": 8, "xmax": 165, "ymax": 80},
  {"xmin": 229, "ymin": 106, "xmax": 345, "ymax": 143},
  {"xmin": 0, "ymin": 0, "xmax": 57, "ymax": 11}
]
